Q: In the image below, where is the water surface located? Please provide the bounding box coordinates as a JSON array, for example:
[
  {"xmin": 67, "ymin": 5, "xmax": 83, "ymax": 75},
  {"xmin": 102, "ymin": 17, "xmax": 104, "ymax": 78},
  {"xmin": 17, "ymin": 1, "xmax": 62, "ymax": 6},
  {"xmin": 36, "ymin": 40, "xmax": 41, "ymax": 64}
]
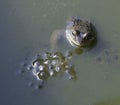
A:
[{"xmin": 1, "ymin": 0, "xmax": 120, "ymax": 105}]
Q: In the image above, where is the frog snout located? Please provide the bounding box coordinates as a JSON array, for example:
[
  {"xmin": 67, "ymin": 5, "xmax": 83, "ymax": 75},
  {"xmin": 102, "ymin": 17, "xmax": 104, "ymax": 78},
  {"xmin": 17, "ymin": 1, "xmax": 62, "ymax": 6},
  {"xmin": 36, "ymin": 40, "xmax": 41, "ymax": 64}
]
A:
[{"xmin": 76, "ymin": 32, "xmax": 88, "ymax": 41}]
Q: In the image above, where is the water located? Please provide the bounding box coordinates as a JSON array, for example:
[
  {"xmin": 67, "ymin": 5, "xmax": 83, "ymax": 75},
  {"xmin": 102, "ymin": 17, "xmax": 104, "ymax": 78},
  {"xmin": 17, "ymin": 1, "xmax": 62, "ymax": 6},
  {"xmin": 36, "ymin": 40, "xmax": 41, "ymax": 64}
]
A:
[{"xmin": 1, "ymin": 0, "xmax": 120, "ymax": 105}]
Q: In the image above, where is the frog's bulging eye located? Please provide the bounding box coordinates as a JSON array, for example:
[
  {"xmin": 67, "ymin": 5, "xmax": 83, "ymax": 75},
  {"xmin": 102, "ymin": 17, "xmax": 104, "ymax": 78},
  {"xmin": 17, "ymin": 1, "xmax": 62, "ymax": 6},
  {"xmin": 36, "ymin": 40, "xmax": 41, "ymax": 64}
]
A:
[
  {"xmin": 72, "ymin": 30, "xmax": 80, "ymax": 36},
  {"xmin": 72, "ymin": 31, "xmax": 76, "ymax": 36}
]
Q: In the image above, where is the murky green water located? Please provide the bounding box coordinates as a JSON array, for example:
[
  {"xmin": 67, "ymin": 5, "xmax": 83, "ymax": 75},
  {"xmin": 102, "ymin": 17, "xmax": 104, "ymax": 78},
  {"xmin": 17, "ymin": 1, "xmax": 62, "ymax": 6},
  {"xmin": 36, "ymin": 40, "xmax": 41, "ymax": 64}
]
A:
[{"xmin": 1, "ymin": 0, "xmax": 120, "ymax": 105}]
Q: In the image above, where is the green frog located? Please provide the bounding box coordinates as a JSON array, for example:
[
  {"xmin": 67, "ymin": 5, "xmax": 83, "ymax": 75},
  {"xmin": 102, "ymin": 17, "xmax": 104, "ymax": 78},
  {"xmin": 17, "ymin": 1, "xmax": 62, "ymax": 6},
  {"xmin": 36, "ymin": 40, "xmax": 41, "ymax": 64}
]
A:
[{"xmin": 50, "ymin": 16, "xmax": 97, "ymax": 50}]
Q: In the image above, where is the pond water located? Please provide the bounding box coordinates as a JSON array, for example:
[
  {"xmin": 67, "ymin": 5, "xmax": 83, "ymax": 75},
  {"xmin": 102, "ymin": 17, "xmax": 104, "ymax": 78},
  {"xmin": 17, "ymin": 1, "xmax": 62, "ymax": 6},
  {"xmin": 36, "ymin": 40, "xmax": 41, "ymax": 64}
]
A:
[{"xmin": 1, "ymin": 0, "xmax": 120, "ymax": 105}]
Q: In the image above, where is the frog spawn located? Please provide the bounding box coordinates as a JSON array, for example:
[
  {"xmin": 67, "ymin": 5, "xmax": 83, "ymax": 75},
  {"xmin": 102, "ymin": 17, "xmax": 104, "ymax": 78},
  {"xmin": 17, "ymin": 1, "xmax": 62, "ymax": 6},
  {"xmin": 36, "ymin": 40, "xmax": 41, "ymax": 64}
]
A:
[
  {"xmin": 95, "ymin": 49, "xmax": 120, "ymax": 65},
  {"xmin": 27, "ymin": 51, "xmax": 76, "ymax": 82},
  {"xmin": 95, "ymin": 49, "xmax": 120, "ymax": 79}
]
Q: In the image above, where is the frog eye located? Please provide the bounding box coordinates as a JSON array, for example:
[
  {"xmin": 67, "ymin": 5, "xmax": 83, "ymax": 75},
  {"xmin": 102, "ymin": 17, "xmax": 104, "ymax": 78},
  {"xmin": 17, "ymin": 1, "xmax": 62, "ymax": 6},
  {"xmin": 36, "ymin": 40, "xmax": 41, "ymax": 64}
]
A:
[
  {"xmin": 72, "ymin": 30, "xmax": 76, "ymax": 36},
  {"xmin": 72, "ymin": 30, "xmax": 80, "ymax": 36}
]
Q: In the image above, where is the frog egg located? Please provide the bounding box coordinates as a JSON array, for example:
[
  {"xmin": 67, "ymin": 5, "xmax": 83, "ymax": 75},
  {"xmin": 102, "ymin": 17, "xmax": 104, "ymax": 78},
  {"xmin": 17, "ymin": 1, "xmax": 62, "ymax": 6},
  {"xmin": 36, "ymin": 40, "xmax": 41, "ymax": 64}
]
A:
[
  {"xmin": 48, "ymin": 64, "xmax": 54, "ymax": 70},
  {"xmin": 49, "ymin": 70, "xmax": 55, "ymax": 77},
  {"xmin": 51, "ymin": 59, "xmax": 58, "ymax": 66},
  {"xmin": 27, "ymin": 65, "xmax": 34, "ymax": 71},
  {"xmin": 43, "ymin": 59, "xmax": 50, "ymax": 64},
  {"xmin": 113, "ymin": 54, "xmax": 119, "ymax": 61},
  {"xmin": 20, "ymin": 62, "xmax": 28, "ymax": 68},
  {"xmin": 55, "ymin": 65, "xmax": 62, "ymax": 72},
  {"xmin": 34, "ymin": 80, "xmax": 45, "ymax": 89},
  {"xmin": 68, "ymin": 75, "xmax": 73, "ymax": 80},
  {"xmin": 39, "ymin": 64, "xmax": 49, "ymax": 72},
  {"xmin": 32, "ymin": 64, "xmax": 48, "ymax": 76},
  {"xmin": 52, "ymin": 54, "xmax": 59, "ymax": 59},
  {"xmin": 65, "ymin": 70, "xmax": 74, "ymax": 80},
  {"xmin": 36, "ymin": 74, "xmax": 42, "ymax": 80},
  {"xmin": 32, "ymin": 57, "xmax": 45, "ymax": 66},
  {"xmin": 65, "ymin": 69, "xmax": 69, "ymax": 74},
  {"xmin": 65, "ymin": 51, "xmax": 73, "ymax": 60},
  {"xmin": 96, "ymin": 56, "xmax": 104, "ymax": 65},
  {"xmin": 37, "ymin": 71, "xmax": 49, "ymax": 80},
  {"xmin": 65, "ymin": 63, "xmax": 72, "ymax": 69},
  {"xmin": 43, "ymin": 52, "xmax": 52, "ymax": 59},
  {"xmin": 39, "ymin": 72, "xmax": 45, "ymax": 76},
  {"xmin": 65, "ymin": 65, "xmax": 69, "ymax": 69},
  {"xmin": 64, "ymin": 65, "xmax": 76, "ymax": 80},
  {"xmin": 32, "ymin": 61, "xmax": 40, "ymax": 68},
  {"xmin": 38, "ymin": 65, "xmax": 44, "ymax": 71},
  {"xmin": 54, "ymin": 52, "xmax": 65, "ymax": 60},
  {"xmin": 35, "ymin": 83, "xmax": 44, "ymax": 89},
  {"xmin": 32, "ymin": 68, "xmax": 40, "ymax": 75},
  {"xmin": 52, "ymin": 54, "xmax": 58, "ymax": 58}
]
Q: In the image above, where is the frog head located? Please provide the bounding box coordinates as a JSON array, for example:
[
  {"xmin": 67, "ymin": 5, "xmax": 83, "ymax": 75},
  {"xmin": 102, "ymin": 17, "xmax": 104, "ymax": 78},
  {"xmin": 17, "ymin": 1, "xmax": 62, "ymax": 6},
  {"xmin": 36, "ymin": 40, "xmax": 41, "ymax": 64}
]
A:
[{"xmin": 66, "ymin": 17, "xmax": 97, "ymax": 48}]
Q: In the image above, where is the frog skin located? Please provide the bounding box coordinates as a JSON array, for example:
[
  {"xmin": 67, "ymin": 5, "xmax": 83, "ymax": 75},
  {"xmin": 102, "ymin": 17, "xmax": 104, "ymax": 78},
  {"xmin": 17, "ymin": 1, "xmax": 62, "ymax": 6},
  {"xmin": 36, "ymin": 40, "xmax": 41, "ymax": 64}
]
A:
[{"xmin": 50, "ymin": 16, "xmax": 97, "ymax": 49}]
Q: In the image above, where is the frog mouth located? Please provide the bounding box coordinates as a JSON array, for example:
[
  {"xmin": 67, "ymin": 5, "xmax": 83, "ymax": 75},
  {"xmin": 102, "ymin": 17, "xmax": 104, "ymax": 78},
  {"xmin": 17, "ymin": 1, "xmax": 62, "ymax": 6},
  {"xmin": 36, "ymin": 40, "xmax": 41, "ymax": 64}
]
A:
[{"xmin": 74, "ymin": 33, "xmax": 88, "ymax": 47}]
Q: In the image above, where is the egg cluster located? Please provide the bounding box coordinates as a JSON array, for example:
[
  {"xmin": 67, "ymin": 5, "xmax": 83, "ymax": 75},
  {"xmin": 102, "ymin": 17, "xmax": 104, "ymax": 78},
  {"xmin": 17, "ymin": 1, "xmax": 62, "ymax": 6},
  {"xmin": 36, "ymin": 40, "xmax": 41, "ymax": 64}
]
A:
[{"xmin": 28, "ymin": 51, "xmax": 76, "ymax": 81}]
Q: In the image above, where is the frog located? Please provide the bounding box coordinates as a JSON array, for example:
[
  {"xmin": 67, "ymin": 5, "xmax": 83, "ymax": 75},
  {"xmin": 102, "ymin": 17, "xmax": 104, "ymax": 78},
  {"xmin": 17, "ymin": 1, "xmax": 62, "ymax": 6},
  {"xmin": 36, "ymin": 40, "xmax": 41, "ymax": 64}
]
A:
[{"xmin": 50, "ymin": 16, "xmax": 97, "ymax": 51}]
